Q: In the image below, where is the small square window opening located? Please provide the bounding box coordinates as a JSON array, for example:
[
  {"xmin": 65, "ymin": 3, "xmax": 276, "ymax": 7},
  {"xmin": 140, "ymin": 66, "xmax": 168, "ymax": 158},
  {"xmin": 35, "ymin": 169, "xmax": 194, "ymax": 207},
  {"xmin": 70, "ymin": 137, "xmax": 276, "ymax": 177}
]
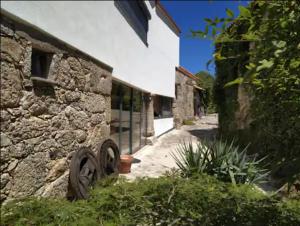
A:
[{"xmin": 31, "ymin": 49, "xmax": 53, "ymax": 78}]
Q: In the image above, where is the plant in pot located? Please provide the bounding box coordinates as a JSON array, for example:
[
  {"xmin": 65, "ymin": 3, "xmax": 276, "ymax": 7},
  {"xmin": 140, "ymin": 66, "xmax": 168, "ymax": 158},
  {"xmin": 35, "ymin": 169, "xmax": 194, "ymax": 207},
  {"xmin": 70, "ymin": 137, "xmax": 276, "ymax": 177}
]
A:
[{"xmin": 119, "ymin": 154, "xmax": 133, "ymax": 174}]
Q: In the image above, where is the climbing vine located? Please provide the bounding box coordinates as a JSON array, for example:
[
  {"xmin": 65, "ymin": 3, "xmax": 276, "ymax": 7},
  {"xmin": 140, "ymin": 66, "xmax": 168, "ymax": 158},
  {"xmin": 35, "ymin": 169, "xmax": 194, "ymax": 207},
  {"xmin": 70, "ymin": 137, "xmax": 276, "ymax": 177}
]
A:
[{"xmin": 192, "ymin": 1, "xmax": 300, "ymax": 184}]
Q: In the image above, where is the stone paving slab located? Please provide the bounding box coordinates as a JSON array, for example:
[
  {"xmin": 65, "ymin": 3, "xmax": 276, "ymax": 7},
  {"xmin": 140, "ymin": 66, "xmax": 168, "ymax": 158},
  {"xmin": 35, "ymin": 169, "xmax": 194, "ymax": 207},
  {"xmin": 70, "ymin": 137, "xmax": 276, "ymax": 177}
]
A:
[{"xmin": 122, "ymin": 114, "xmax": 218, "ymax": 180}]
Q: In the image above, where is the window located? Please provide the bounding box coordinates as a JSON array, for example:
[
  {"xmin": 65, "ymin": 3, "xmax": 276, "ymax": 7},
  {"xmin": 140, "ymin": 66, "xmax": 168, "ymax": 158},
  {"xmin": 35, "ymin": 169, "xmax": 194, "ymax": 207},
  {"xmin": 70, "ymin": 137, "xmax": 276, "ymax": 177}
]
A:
[
  {"xmin": 114, "ymin": 0, "xmax": 151, "ymax": 45},
  {"xmin": 111, "ymin": 81, "xmax": 146, "ymax": 154},
  {"xmin": 31, "ymin": 48, "xmax": 53, "ymax": 78},
  {"xmin": 153, "ymin": 95, "xmax": 173, "ymax": 119}
]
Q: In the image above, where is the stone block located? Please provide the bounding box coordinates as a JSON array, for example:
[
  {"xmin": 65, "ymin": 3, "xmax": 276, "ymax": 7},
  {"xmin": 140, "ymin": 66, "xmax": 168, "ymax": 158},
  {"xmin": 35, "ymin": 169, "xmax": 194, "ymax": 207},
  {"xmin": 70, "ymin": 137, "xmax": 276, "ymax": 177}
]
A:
[
  {"xmin": 1, "ymin": 23, "xmax": 14, "ymax": 36},
  {"xmin": 0, "ymin": 110, "xmax": 11, "ymax": 130},
  {"xmin": 54, "ymin": 130, "xmax": 76, "ymax": 148},
  {"xmin": 28, "ymin": 102, "xmax": 48, "ymax": 116},
  {"xmin": 34, "ymin": 138, "xmax": 61, "ymax": 154},
  {"xmin": 4, "ymin": 141, "xmax": 34, "ymax": 160},
  {"xmin": 46, "ymin": 158, "xmax": 68, "ymax": 182},
  {"xmin": 9, "ymin": 152, "xmax": 49, "ymax": 198},
  {"xmin": 0, "ymin": 37, "xmax": 23, "ymax": 62},
  {"xmin": 81, "ymin": 93, "xmax": 105, "ymax": 113},
  {"xmin": 87, "ymin": 124, "xmax": 109, "ymax": 146},
  {"xmin": 51, "ymin": 113, "xmax": 69, "ymax": 129},
  {"xmin": 0, "ymin": 173, "xmax": 10, "ymax": 189},
  {"xmin": 90, "ymin": 113, "xmax": 105, "ymax": 126},
  {"xmin": 8, "ymin": 117, "xmax": 50, "ymax": 142},
  {"xmin": 0, "ymin": 62, "xmax": 23, "ymax": 108},
  {"xmin": 0, "ymin": 133, "xmax": 12, "ymax": 147},
  {"xmin": 74, "ymin": 130, "xmax": 87, "ymax": 143},
  {"xmin": 67, "ymin": 56, "xmax": 81, "ymax": 71},
  {"xmin": 22, "ymin": 45, "xmax": 32, "ymax": 80},
  {"xmin": 64, "ymin": 90, "xmax": 81, "ymax": 103},
  {"xmin": 64, "ymin": 106, "xmax": 89, "ymax": 129},
  {"xmin": 91, "ymin": 72, "xmax": 112, "ymax": 95},
  {"xmin": 7, "ymin": 159, "xmax": 18, "ymax": 172},
  {"xmin": 72, "ymin": 71, "xmax": 86, "ymax": 91},
  {"xmin": 55, "ymin": 59, "xmax": 76, "ymax": 90},
  {"xmin": 41, "ymin": 171, "xmax": 69, "ymax": 198}
]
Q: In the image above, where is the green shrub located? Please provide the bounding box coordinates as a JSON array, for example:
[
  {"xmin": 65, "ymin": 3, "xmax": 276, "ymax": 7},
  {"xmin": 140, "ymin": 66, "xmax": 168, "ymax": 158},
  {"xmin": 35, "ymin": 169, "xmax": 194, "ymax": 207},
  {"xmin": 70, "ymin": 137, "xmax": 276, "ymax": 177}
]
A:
[
  {"xmin": 183, "ymin": 119, "xmax": 195, "ymax": 125},
  {"xmin": 1, "ymin": 175, "xmax": 300, "ymax": 226},
  {"xmin": 172, "ymin": 139, "xmax": 269, "ymax": 184},
  {"xmin": 206, "ymin": 0, "xmax": 300, "ymax": 186}
]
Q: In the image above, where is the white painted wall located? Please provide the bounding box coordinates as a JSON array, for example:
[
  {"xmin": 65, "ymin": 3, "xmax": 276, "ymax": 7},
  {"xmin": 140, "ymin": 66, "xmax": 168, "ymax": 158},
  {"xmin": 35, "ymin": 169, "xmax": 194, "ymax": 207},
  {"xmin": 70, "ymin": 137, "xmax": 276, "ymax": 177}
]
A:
[
  {"xmin": 154, "ymin": 118, "xmax": 174, "ymax": 137},
  {"xmin": 1, "ymin": 1, "xmax": 179, "ymax": 97}
]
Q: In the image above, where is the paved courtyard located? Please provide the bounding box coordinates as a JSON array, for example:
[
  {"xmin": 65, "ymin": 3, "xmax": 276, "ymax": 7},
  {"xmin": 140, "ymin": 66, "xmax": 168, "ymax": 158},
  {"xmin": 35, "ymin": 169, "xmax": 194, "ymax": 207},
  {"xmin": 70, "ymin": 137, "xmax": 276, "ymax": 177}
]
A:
[{"xmin": 123, "ymin": 114, "xmax": 218, "ymax": 180}]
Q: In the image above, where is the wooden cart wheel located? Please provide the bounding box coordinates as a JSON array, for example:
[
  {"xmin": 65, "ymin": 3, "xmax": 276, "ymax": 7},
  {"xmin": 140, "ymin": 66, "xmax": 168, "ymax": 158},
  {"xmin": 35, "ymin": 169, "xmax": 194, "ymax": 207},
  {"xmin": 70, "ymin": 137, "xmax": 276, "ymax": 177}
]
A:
[
  {"xmin": 69, "ymin": 147, "xmax": 100, "ymax": 199},
  {"xmin": 97, "ymin": 139, "xmax": 120, "ymax": 178}
]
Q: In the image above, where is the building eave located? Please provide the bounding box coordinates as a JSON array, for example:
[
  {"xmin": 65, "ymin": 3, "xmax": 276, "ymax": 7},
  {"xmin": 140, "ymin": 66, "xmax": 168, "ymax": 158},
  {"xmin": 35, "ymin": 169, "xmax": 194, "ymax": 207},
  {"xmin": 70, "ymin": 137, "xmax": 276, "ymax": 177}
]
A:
[
  {"xmin": 176, "ymin": 66, "xmax": 198, "ymax": 81},
  {"xmin": 155, "ymin": 0, "xmax": 181, "ymax": 35}
]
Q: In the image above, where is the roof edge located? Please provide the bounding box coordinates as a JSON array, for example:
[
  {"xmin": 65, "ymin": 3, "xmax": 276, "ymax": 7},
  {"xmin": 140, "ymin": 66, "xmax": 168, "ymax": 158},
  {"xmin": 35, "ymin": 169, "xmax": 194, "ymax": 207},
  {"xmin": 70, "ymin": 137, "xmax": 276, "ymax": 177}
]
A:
[
  {"xmin": 176, "ymin": 66, "xmax": 198, "ymax": 81},
  {"xmin": 155, "ymin": 0, "xmax": 181, "ymax": 35}
]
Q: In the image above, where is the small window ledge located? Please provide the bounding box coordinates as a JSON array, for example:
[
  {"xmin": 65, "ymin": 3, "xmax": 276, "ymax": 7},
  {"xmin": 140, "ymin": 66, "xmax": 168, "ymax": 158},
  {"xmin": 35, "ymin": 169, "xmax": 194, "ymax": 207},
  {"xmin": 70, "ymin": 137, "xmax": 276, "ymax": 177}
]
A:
[{"xmin": 30, "ymin": 76, "xmax": 59, "ymax": 86}]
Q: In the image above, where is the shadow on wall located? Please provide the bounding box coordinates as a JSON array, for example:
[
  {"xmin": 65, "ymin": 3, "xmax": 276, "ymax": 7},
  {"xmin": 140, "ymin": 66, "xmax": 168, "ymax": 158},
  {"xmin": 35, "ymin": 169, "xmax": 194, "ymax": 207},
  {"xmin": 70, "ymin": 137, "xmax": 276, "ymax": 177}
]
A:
[
  {"xmin": 187, "ymin": 128, "xmax": 218, "ymax": 141},
  {"xmin": 33, "ymin": 83, "xmax": 56, "ymax": 97}
]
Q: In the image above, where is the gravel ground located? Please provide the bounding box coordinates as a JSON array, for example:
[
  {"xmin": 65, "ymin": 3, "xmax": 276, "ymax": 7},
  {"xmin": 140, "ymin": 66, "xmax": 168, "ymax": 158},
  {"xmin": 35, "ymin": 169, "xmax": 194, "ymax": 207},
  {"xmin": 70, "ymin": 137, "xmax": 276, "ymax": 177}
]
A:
[{"xmin": 123, "ymin": 114, "xmax": 218, "ymax": 180}]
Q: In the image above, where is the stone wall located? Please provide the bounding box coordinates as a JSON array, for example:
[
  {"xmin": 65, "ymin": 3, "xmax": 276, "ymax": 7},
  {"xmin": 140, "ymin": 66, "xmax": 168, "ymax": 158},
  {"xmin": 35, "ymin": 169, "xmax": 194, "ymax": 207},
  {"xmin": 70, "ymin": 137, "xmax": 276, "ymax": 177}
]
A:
[
  {"xmin": 173, "ymin": 70, "xmax": 196, "ymax": 129},
  {"xmin": 0, "ymin": 18, "xmax": 112, "ymax": 203}
]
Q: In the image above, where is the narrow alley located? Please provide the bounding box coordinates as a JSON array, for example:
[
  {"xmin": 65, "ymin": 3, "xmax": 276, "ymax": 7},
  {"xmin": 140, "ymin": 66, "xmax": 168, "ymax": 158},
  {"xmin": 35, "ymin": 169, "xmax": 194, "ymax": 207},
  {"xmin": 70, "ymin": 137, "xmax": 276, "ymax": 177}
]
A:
[{"xmin": 124, "ymin": 114, "xmax": 218, "ymax": 180}]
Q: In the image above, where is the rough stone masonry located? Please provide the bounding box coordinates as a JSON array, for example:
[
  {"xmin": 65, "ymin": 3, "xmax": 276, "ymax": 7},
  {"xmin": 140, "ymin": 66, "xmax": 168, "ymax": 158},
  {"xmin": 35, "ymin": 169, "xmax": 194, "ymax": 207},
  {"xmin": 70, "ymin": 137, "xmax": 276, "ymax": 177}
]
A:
[
  {"xmin": 0, "ymin": 17, "xmax": 112, "ymax": 204},
  {"xmin": 173, "ymin": 69, "xmax": 196, "ymax": 129}
]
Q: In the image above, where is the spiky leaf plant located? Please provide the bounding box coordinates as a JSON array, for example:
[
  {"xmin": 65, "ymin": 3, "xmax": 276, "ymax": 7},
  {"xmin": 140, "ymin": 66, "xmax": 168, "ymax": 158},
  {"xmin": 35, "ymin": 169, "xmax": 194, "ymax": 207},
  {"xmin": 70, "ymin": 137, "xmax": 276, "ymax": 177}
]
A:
[{"xmin": 172, "ymin": 139, "xmax": 269, "ymax": 185}]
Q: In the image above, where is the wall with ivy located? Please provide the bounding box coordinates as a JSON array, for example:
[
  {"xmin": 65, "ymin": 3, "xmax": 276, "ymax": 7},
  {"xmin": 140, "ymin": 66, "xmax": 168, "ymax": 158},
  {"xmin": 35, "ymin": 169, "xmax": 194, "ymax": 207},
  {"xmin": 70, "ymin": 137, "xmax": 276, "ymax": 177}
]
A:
[{"xmin": 198, "ymin": 1, "xmax": 300, "ymax": 184}]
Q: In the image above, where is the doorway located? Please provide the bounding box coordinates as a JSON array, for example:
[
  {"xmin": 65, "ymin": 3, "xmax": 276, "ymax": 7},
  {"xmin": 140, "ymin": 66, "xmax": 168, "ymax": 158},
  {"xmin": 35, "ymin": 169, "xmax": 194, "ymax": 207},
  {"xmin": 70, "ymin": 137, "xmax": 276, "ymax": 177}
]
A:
[{"xmin": 110, "ymin": 81, "xmax": 146, "ymax": 154}]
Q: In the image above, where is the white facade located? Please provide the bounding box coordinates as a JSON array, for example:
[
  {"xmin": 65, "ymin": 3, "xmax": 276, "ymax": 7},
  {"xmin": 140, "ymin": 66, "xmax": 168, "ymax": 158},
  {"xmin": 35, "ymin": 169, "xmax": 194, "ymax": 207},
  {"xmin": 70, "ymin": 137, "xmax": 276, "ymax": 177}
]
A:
[
  {"xmin": 1, "ymin": 1, "xmax": 179, "ymax": 97},
  {"xmin": 154, "ymin": 118, "xmax": 174, "ymax": 137}
]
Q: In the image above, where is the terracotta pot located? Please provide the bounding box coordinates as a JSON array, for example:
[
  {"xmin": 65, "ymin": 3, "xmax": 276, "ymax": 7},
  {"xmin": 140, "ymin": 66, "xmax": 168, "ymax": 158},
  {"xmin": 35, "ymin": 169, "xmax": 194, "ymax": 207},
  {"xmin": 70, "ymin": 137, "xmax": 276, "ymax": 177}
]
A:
[{"xmin": 118, "ymin": 154, "xmax": 133, "ymax": 174}]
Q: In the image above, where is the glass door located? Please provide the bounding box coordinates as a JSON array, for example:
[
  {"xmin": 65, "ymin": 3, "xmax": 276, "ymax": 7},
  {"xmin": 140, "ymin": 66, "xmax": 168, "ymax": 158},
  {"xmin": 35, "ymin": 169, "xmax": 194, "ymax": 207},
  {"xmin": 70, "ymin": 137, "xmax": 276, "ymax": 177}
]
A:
[
  {"xmin": 111, "ymin": 83, "xmax": 121, "ymax": 150},
  {"xmin": 131, "ymin": 89, "xmax": 142, "ymax": 153},
  {"xmin": 110, "ymin": 81, "xmax": 146, "ymax": 154},
  {"xmin": 121, "ymin": 86, "xmax": 131, "ymax": 154}
]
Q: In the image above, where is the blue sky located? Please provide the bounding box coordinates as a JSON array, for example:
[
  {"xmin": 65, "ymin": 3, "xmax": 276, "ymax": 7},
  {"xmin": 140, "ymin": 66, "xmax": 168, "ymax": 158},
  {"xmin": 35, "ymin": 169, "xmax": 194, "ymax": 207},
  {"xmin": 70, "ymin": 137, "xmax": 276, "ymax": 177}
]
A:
[{"xmin": 161, "ymin": 0, "xmax": 249, "ymax": 75}]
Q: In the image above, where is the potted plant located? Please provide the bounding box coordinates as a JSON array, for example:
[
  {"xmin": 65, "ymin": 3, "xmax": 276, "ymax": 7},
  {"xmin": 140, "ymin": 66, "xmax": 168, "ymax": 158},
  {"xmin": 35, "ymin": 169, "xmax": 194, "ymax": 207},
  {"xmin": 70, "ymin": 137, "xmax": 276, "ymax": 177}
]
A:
[{"xmin": 118, "ymin": 154, "xmax": 133, "ymax": 174}]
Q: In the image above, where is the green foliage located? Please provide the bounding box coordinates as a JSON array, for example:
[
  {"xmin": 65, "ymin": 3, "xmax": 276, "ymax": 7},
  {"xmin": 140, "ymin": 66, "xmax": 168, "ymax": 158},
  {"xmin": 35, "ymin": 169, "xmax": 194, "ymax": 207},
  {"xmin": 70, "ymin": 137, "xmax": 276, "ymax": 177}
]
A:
[
  {"xmin": 238, "ymin": 6, "xmax": 251, "ymax": 18},
  {"xmin": 183, "ymin": 119, "xmax": 195, "ymax": 125},
  {"xmin": 194, "ymin": 0, "xmax": 300, "ymax": 186},
  {"xmin": 2, "ymin": 175, "xmax": 300, "ymax": 226},
  {"xmin": 172, "ymin": 139, "xmax": 269, "ymax": 185},
  {"xmin": 226, "ymin": 8, "xmax": 234, "ymax": 18},
  {"xmin": 224, "ymin": 77, "xmax": 244, "ymax": 87},
  {"xmin": 195, "ymin": 71, "xmax": 216, "ymax": 113}
]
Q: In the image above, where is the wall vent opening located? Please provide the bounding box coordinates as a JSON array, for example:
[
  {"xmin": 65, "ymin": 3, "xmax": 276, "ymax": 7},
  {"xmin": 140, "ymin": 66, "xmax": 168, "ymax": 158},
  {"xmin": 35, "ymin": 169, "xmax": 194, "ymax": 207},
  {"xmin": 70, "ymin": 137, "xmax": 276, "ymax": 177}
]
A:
[{"xmin": 31, "ymin": 48, "xmax": 53, "ymax": 78}]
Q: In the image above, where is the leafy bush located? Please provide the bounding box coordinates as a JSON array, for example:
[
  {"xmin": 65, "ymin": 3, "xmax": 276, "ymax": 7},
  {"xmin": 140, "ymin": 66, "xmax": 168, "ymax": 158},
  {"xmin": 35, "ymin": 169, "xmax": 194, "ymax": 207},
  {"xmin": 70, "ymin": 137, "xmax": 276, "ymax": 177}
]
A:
[
  {"xmin": 172, "ymin": 139, "xmax": 269, "ymax": 184},
  {"xmin": 193, "ymin": 0, "xmax": 300, "ymax": 185},
  {"xmin": 1, "ymin": 175, "xmax": 300, "ymax": 226},
  {"xmin": 183, "ymin": 119, "xmax": 195, "ymax": 125},
  {"xmin": 195, "ymin": 71, "xmax": 216, "ymax": 113}
]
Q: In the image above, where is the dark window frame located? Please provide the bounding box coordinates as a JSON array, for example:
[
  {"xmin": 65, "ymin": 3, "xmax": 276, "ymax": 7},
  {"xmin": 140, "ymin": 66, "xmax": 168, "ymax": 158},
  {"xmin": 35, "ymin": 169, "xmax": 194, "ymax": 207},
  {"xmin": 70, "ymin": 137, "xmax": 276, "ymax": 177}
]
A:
[
  {"xmin": 111, "ymin": 81, "xmax": 146, "ymax": 154},
  {"xmin": 153, "ymin": 95, "xmax": 173, "ymax": 119},
  {"xmin": 114, "ymin": 0, "xmax": 151, "ymax": 46},
  {"xmin": 31, "ymin": 48, "xmax": 53, "ymax": 79}
]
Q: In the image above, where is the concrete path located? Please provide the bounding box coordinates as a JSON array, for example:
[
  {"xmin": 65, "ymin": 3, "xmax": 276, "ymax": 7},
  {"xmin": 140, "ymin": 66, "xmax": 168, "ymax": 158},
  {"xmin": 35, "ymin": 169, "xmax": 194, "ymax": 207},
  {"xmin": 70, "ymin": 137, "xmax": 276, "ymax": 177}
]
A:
[{"xmin": 123, "ymin": 114, "xmax": 218, "ymax": 180}]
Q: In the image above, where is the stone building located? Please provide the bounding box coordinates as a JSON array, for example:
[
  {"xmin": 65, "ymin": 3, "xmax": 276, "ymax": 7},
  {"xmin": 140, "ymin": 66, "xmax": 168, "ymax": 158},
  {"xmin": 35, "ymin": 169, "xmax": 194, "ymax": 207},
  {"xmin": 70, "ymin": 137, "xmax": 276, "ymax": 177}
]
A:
[
  {"xmin": 173, "ymin": 66, "xmax": 203, "ymax": 128},
  {"xmin": 0, "ymin": 17, "xmax": 113, "ymax": 202},
  {"xmin": 0, "ymin": 1, "xmax": 198, "ymax": 203}
]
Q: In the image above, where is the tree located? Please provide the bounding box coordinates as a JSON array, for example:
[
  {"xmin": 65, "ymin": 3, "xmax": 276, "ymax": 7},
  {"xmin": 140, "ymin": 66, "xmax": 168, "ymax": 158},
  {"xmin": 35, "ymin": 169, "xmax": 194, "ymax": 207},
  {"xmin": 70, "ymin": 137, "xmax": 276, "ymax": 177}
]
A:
[
  {"xmin": 192, "ymin": 1, "xmax": 300, "ymax": 187},
  {"xmin": 195, "ymin": 71, "xmax": 215, "ymax": 113}
]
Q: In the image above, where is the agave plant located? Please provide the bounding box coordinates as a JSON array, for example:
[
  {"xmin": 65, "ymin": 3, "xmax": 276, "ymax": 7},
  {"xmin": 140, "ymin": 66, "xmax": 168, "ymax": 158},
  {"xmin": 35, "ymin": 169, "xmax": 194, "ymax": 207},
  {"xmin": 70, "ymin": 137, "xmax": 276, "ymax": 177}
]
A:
[{"xmin": 171, "ymin": 139, "xmax": 269, "ymax": 185}]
